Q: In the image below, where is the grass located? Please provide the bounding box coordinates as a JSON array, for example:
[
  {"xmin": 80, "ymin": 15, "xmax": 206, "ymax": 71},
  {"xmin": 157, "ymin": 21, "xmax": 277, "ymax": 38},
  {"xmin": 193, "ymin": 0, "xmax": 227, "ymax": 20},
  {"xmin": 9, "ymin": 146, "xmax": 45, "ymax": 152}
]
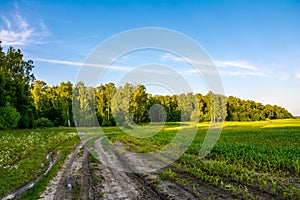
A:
[
  {"xmin": 0, "ymin": 128, "xmax": 79, "ymax": 198},
  {"xmin": 0, "ymin": 119, "xmax": 299, "ymax": 199}
]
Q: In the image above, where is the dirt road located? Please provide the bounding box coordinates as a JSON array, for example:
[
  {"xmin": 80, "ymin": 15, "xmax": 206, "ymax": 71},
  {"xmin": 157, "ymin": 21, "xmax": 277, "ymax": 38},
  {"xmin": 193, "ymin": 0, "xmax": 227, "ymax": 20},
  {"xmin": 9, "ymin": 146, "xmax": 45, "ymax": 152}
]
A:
[
  {"xmin": 37, "ymin": 135, "xmax": 286, "ymax": 200},
  {"xmin": 39, "ymin": 138, "xmax": 197, "ymax": 200}
]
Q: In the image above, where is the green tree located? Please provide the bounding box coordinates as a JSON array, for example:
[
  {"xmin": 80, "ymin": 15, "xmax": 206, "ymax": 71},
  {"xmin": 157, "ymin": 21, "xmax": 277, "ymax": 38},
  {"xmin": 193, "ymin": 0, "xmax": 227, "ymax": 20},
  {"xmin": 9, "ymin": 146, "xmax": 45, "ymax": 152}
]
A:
[
  {"xmin": 0, "ymin": 103, "xmax": 21, "ymax": 129},
  {"xmin": 0, "ymin": 44, "xmax": 35, "ymax": 128},
  {"xmin": 111, "ymin": 83, "xmax": 132, "ymax": 125},
  {"xmin": 73, "ymin": 82, "xmax": 98, "ymax": 127},
  {"xmin": 130, "ymin": 85, "xmax": 148, "ymax": 123},
  {"xmin": 57, "ymin": 81, "xmax": 74, "ymax": 126},
  {"xmin": 95, "ymin": 83, "xmax": 116, "ymax": 126}
]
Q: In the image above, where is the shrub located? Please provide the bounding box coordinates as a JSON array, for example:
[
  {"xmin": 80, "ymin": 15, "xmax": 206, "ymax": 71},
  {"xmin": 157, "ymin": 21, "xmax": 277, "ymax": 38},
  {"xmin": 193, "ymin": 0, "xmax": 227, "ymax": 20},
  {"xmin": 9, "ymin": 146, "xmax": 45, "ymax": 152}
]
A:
[
  {"xmin": 96, "ymin": 112, "xmax": 103, "ymax": 125},
  {"xmin": 102, "ymin": 116, "xmax": 116, "ymax": 127},
  {"xmin": 35, "ymin": 117, "xmax": 54, "ymax": 128},
  {"xmin": 0, "ymin": 104, "xmax": 21, "ymax": 129}
]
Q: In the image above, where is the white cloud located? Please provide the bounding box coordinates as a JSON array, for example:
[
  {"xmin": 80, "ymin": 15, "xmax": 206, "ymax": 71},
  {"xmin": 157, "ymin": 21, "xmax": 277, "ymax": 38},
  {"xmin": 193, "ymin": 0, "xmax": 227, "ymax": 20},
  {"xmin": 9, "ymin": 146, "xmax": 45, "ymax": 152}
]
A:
[
  {"xmin": 34, "ymin": 58, "xmax": 131, "ymax": 71},
  {"xmin": 0, "ymin": 12, "xmax": 48, "ymax": 46},
  {"xmin": 35, "ymin": 58, "xmax": 186, "ymax": 76},
  {"xmin": 213, "ymin": 60, "xmax": 266, "ymax": 77},
  {"xmin": 161, "ymin": 53, "xmax": 184, "ymax": 62},
  {"xmin": 182, "ymin": 68, "xmax": 218, "ymax": 75},
  {"xmin": 2, "ymin": 16, "xmax": 11, "ymax": 30},
  {"xmin": 36, "ymin": 56, "xmax": 268, "ymax": 81},
  {"xmin": 161, "ymin": 53, "xmax": 264, "ymax": 77},
  {"xmin": 214, "ymin": 60, "xmax": 258, "ymax": 71},
  {"xmin": 117, "ymin": 55, "xmax": 129, "ymax": 63}
]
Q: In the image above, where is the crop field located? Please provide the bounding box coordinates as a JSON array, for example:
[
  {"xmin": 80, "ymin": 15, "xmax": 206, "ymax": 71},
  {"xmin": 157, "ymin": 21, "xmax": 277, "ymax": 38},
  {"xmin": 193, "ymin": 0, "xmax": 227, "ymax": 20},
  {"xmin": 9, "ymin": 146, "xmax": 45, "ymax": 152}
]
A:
[
  {"xmin": 82, "ymin": 119, "xmax": 300, "ymax": 199},
  {"xmin": 0, "ymin": 119, "xmax": 299, "ymax": 199}
]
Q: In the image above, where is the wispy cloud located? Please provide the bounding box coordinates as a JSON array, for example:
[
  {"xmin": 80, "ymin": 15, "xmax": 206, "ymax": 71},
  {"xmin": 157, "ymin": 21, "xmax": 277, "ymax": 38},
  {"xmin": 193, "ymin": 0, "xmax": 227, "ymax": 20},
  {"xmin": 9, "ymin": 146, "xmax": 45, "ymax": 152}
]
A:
[
  {"xmin": 161, "ymin": 53, "xmax": 184, "ymax": 62},
  {"xmin": 214, "ymin": 60, "xmax": 258, "ymax": 71},
  {"xmin": 34, "ymin": 58, "xmax": 131, "ymax": 71},
  {"xmin": 213, "ymin": 60, "xmax": 265, "ymax": 77},
  {"xmin": 35, "ymin": 54, "xmax": 266, "ymax": 78},
  {"xmin": 0, "ymin": 11, "xmax": 48, "ymax": 46},
  {"xmin": 161, "ymin": 53, "xmax": 265, "ymax": 77},
  {"xmin": 35, "ymin": 58, "xmax": 184, "ymax": 76}
]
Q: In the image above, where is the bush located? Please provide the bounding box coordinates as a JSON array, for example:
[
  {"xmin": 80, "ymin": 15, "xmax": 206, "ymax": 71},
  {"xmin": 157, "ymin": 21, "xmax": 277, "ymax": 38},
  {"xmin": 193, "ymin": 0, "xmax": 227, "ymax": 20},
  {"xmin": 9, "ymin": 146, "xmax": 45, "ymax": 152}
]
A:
[
  {"xmin": 35, "ymin": 117, "xmax": 54, "ymax": 128},
  {"xmin": 0, "ymin": 104, "xmax": 21, "ymax": 129},
  {"xmin": 102, "ymin": 116, "xmax": 116, "ymax": 127},
  {"xmin": 96, "ymin": 112, "xmax": 103, "ymax": 125}
]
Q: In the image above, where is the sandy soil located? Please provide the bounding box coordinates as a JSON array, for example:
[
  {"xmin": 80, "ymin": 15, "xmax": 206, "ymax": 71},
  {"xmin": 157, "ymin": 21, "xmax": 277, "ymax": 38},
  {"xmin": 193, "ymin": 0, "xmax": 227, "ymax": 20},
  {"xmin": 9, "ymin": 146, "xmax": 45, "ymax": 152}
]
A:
[
  {"xmin": 38, "ymin": 138, "xmax": 199, "ymax": 200},
  {"xmin": 39, "ymin": 143, "xmax": 98, "ymax": 200}
]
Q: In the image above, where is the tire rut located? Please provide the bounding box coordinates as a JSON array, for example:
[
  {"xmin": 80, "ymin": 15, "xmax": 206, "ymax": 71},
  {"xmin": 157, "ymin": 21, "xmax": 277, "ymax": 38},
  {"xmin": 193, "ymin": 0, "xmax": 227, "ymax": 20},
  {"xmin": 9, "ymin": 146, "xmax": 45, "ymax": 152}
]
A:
[
  {"xmin": 92, "ymin": 137, "xmax": 195, "ymax": 200},
  {"xmin": 40, "ymin": 137, "xmax": 199, "ymax": 199}
]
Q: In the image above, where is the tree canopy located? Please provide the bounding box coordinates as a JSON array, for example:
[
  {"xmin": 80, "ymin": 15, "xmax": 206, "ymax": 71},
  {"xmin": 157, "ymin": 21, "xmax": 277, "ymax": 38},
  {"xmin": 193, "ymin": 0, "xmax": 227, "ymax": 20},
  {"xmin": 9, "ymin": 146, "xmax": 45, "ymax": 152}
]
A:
[
  {"xmin": 0, "ymin": 43, "xmax": 294, "ymax": 129},
  {"xmin": 0, "ymin": 44, "xmax": 35, "ymax": 129}
]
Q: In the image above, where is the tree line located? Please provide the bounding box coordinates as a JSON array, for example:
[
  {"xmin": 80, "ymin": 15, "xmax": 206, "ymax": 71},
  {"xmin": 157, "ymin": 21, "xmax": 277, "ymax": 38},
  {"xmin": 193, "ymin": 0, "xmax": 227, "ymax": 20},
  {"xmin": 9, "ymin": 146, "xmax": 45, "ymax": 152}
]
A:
[
  {"xmin": 0, "ymin": 45, "xmax": 294, "ymax": 129},
  {"xmin": 70, "ymin": 82, "xmax": 293, "ymax": 127}
]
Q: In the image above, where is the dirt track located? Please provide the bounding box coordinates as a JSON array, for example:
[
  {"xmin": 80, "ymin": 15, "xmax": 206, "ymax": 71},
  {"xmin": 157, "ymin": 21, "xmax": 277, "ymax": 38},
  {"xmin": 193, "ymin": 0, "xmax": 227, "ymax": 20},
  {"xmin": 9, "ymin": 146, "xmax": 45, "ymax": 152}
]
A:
[
  {"xmin": 37, "ymin": 134, "xmax": 291, "ymax": 200},
  {"xmin": 40, "ymin": 136, "xmax": 275, "ymax": 200},
  {"xmin": 38, "ymin": 137, "xmax": 200, "ymax": 200}
]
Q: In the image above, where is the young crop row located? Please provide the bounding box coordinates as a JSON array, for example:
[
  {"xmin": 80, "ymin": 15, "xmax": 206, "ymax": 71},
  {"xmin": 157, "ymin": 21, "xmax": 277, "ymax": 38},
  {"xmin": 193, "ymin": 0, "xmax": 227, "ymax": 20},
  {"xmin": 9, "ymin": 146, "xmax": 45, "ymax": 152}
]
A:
[
  {"xmin": 93, "ymin": 120, "xmax": 300, "ymax": 199},
  {"xmin": 167, "ymin": 152, "xmax": 299, "ymax": 199}
]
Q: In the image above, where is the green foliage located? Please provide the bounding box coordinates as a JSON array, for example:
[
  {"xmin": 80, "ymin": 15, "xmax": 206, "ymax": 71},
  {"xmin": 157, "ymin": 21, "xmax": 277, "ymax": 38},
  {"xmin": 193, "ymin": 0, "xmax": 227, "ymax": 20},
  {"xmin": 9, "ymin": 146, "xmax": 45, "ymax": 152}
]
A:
[
  {"xmin": 35, "ymin": 117, "xmax": 54, "ymax": 128},
  {"xmin": 160, "ymin": 168, "xmax": 177, "ymax": 182},
  {"xmin": 72, "ymin": 82, "xmax": 96, "ymax": 127},
  {"xmin": 226, "ymin": 96, "xmax": 293, "ymax": 121},
  {"xmin": 0, "ymin": 104, "xmax": 21, "ymax": 129},
  {"xmin": 0, "ymin": 43, "xmax": 35, "ymax": 128},
  {"xmin": 32, "ymin": 81, "xmax": 74, "ymax": 127},
  {"xmin": 101, "ymin": 116, "xmax": 116, "ymax": 127},
  {"xmin": 30, "ymin": 79, "xmax": 295, "ymax": 127}
]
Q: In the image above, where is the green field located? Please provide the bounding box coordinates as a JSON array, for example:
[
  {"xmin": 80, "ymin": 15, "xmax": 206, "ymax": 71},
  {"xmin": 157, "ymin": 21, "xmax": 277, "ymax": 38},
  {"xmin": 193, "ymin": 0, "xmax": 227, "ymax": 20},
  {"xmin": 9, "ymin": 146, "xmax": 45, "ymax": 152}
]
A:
[
  {"xmin": 0, "ymin": 119, "xmax": 299, "ymax": 199},
  {"xmin": 0, "ymin": 128, "xmax": 80, "ymax": 198}
]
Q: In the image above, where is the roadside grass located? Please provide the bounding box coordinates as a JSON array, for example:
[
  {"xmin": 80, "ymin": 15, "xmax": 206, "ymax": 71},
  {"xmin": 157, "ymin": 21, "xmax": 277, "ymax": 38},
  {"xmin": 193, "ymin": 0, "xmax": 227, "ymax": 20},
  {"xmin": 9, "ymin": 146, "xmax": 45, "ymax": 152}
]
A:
[{"xmin": 0, "ymin": 128, "xmax": 79, "ymax": 199}]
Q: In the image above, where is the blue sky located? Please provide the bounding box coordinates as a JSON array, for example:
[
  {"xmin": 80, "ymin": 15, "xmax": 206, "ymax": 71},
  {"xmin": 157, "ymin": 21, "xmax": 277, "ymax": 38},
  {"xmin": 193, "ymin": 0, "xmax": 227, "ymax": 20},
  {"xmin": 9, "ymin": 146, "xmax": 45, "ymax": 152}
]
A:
[{"xmin": 0, "ymin": 0, "xmax": 300, "ymax": 115}]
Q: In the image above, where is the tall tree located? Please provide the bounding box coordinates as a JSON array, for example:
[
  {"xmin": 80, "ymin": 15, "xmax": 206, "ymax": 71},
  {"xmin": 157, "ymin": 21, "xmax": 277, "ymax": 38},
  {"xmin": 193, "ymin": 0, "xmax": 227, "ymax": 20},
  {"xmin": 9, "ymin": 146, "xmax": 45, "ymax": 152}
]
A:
[
  {"xmin": 73, "ymin": 81, "xmax": 98, "ymax": 127},
  {"xmin": 57, "ymin": 81, "xmax": 73, "ymax": 126},
  {"xmin": 130, "ymin": 84, "xmax": 148, "ymax": 123},
  {"xmin": 0, "ymin": 44, "xmax": 35, "ymax": 128}
]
